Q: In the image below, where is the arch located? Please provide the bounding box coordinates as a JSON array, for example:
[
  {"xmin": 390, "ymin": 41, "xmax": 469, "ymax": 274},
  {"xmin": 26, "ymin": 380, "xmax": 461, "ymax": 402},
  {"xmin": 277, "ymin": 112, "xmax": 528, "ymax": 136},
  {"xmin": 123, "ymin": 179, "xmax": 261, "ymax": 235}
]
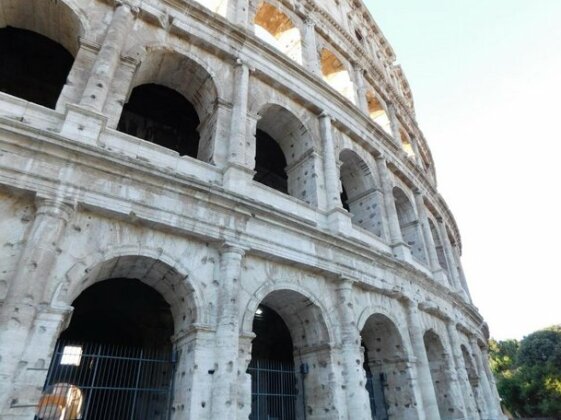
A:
[
  {"xmin": 462, "ymin": 344, "xmax": 485, "ymax": 417},
  {"xmin": 366, "ymin": 91, "xmax": 391, "ymax": 134},
  {"xmin": 192, "ymin": 0, "xmax": 228, "ymax": 17},
  {"xmin": 0, "ymin": 0, "xmax": 85, "ymax": 56},
  {"xmin": 121, "ymin": 48, "xmax": 219, "ymax": 161},
  {"xmin": 393, "ymin": 187, "xmax": 426, "ymax": 263},
  {"xmin": 254, "ymin": 2, "xmax": 302, "ymax": 64},
  {"xmin": 57, "ymin": 249, "xmax": 204, "ymax": 334},
  {"xmin": 399, "ymin": 128, "xmax": 415, "ymax": 157},
  {"xmin": 0, "ymin": 0, "xmax": 84, "ymax": 109},
  {"xmin": 320, "ymin": 48, "xmax": 356, "ymax": 104},
  {"xmin": 339, "ymin": 149, "xmax": 385, "ymax": 237},
  {"xmin": 361, "ymin": 313, "xmax": 418, "ymax": 419},
  {"xmin": 428, "ymin": 218, "xmax": 449, "ymax": 271},
  {"xmin": 254, "ymin": 104, "xmax": 320, "ymax": 205},
  {"xmin": 423, "ymin": 330, "xmax": 455, "ymax": 419}
]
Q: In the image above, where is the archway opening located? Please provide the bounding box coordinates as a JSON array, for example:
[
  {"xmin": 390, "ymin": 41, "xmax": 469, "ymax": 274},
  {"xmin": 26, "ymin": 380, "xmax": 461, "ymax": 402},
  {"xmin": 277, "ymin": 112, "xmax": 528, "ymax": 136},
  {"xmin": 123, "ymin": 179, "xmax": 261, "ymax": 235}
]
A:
[
  {"xmin": 361, "ymin": 314, "xmax": 417, "ymax": 419},
  {"xmin": 424, "ymin": 330, "xmax": 455, "ymax": 419},
  {"xmin": 462, "ymin": 345, "xmax": 484, "ymax": 417},
  {"xmin": 254, "ymin": 105, "xmax": 318, "ymax": 204},
  {"xmin": 254, "ymin": 3, "xmax": 302, "ymax": 64},
  {"xmin": 339, "ymin": 149, "xmax": 384, "ymax": 237},
  {"xmin": 0, "ymin": 27, "xmax": 73, "ymax": 108},
  {"xmin": 320, "ymin": 48, "xmax": 356, "ymax": 103},
  {"xmin": 247, "ymin": 289, "xmax": 332, "ymax": 420},
  {"xmin": 254, "ymin": 129, "xmax": 288, "ymax": 194},
  {"xmin": 40, "ymin": 279, "xmax": 175, "ymax": 420},
  {"xmin": 400, "ymin": 128, "xmax": 415, "ymax": 157},
  {"xmin": 192, "ymin": 0, "xmax": 228, "ymax": 16},
  {"xmin": 429, "ymin": 218, "xmax": 449, "ymax": 272},
  {"xmin": 250, "ymin": 304, "xmax": 297, "ymax": 419},
  {"xmin": 367, "ymin": 92, "xmax": 392, "ymax": 134},
  {"xmin": 117, "ymin": 83, "xmax": 200, "ymax": 158},
  {"xmin": 393, "ymin": 187, "xmax": 426, "ymax": 263}
]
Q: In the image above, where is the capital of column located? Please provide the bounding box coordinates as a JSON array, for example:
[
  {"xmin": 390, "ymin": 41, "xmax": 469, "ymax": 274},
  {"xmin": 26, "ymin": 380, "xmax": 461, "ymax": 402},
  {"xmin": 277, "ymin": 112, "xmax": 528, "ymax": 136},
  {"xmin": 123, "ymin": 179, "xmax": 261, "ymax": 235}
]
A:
[
  {"xmin": 319, "ymin": 110, "xmax": 332, "ymax": 122},
  {"xmin": 114, "ymin": 0, "xmax": 140, "ymax": 14},
  {"xmin": 220, "ymin": 242, "xmax": 249, "ymax": 257},
  {"xmin": 35, "ymin": 196, "xmax": 76, "ymax": 223},
  {"xmin": 305, "ymin": 17, "xmax": 317, "ymax": 28}
]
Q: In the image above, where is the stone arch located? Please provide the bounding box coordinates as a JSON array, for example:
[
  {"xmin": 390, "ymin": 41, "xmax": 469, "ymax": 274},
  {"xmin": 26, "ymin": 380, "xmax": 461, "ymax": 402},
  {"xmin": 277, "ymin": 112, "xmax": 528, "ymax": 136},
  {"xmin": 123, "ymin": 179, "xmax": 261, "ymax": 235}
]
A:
[
  {"xmin": 55, "ymin": 248, "xmax": 204, "ymax": 334},
  {"xmin": 320, "ymin": 48, "xmax": 356, "ymax": 104},
  {"xmin": 428, "ymin": 217, "xmax": 449, "ymax": 272},
  {"xmin": 244, "ymin": 284, "xmax": 337, "ymax": 419},
  {"xmin": 393, "ymin": 187, "xmax": 426, "ymax": 263},
  {"xmin": 254, "ymin": 2, "xmax": 302, "ymax": 64},
  {"xmin": 399, "ymin": 128, "xmax": 415, "ymax": 157},
  {"xmin": 0, "ymin": 0, "xmax": 85, "ymax": 108},
  {"xmin": 339, "ymin": 148, "xmax": 385, "ymax": 237},
  {"xmin": 366, "ymin": 90, "xmax": 391, "ymax": 134},
  {"xmin": 461, "ymin": 344, "xmax": 484, "ymax": 417},
  {"xmin": 423, "ymin": 329, "xmax": 456, "ymax": 419},
  {"xmin": 118, "ymin": 47, "xmax": 219, "ymax": 162},
  {"xmin": 253, "ymin": 103, "xmax": 321, "ymax": 205},
  {"xmin": 361, "ymin": 313, "xmax": 418, "ymax": 419}
]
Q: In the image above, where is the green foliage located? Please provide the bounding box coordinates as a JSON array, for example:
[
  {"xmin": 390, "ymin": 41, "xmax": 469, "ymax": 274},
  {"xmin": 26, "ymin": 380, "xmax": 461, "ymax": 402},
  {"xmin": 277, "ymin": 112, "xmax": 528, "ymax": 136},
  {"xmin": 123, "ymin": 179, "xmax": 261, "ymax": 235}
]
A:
[{"xmin": 490, "ymin": 325, "xmax": 561, "ymax": 417}]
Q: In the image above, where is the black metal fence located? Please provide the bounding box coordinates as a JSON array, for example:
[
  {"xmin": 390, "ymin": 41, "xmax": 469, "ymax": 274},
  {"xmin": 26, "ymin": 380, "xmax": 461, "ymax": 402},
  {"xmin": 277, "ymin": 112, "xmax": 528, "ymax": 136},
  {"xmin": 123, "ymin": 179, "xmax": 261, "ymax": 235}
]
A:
[
  {"xmin": 249, "ymin": 359, "xmax": 299, "ymax": 420},
  {"xmin": 37, "ymin": 341, "xmax": 176, "ymax": 420}
]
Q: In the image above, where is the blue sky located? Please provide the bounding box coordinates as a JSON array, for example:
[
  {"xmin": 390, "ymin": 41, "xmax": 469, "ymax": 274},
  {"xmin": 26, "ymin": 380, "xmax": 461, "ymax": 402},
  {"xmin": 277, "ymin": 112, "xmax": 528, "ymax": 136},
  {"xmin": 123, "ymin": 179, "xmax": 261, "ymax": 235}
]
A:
[{"xmin": 364, "ymin": 1, "xmax": 561, "ymax": 340}]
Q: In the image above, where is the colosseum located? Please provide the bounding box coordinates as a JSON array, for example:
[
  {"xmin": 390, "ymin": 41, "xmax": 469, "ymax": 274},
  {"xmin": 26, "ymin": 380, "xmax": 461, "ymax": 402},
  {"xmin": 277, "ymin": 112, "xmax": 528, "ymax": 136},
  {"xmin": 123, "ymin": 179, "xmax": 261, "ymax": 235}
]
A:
[{"xmin": 0, "ymin": 0, "xmax": 505, "ymax": 419}]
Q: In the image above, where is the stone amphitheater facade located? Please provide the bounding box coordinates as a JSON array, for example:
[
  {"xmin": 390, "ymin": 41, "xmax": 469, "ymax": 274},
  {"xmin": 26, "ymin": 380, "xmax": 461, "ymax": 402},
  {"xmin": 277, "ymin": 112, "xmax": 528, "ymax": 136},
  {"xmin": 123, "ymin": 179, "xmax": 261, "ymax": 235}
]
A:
[{"xmin": 0, "ymin": 0, "xmax": 505, "ymax": 419}]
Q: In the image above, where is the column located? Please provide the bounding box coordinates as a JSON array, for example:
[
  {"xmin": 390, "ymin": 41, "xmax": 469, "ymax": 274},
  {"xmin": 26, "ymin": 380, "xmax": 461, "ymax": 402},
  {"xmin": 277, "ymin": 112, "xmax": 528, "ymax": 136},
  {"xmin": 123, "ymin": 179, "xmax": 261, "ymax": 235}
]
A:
[
  {"xmin": 446, "ymin": 321, "xmax": 479, "ymax": 418},
  {"xmin": 335, "ymin": 279, "xmax": 371, "ymax": 420},
  {"xmin": 210, "ymin": 244, "xmax": 247, "ymax": 420},
  {"xmin": 320, "ymin": 113, "xmax": 351, "ymax": 233},
  {"xmin": 388, "ymin": 103, "xmax": 402, "ymax": 145},
  {"xmin": 303, "ymin": 18, "xmax": 321, "ymax": 76},
  {"xmin": 0, "ymin": 198, "xmax": 75, "ymax": 415},
  {"xmin": 80, "ymin": 1, "xmax": 137, "ymax": 112},
  {"xmin": 471, "ymin": 338, "xmax": 501, "ymax": 419},
  {"xmin": 414, "ymin": 190, "xmax": 446, "ymax": 282},
  {"xmin": 481, "ymin": 346, "xmax": 506, "ymax": 418},
  {"xmin": 223, "ymin": 59, "xmax": 254, "ymax": 190},
  {"xmin": 376, "ymin": 156, "xmax": 411, "ymax": 260},
  {"xmin": 405, "ymin": 299, "xmax": 440, "ymax": 419},
  {"xmin": 352, "ymin": 64, "xmax": 369, "ymax": 114},
  {"xmin": 227, "ymin": 0, "xmax": 249, "ymax": 28},
  {"xmin": 437, "ymin": 218, "xmax": 468, "ymax": 299},
  {"xmin": 451, "ymin": 244, "xmax": 473, "ymax": 303}
]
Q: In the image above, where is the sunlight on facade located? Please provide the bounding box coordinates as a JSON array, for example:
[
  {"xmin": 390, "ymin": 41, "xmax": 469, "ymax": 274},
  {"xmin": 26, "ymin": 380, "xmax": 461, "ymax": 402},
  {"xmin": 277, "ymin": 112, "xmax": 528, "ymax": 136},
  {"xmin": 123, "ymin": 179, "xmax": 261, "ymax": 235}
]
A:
[
  {"xmin": 367, "ymin": 91, "xmax": 391, "ymax": 134},
  {"xmin": 192, "ymin": 0, "xmax": 228, "ymax": 17},
  {"xmin": 400, "ymin": 129, "xmax": 415, "ymax": 157},
  {"xmin": 320, "ymin": 48, "xmax": 356, "ymax": 104},
  {"xmin": 254, "ymin": 3, "xmax": 303, "ymax": 64}
]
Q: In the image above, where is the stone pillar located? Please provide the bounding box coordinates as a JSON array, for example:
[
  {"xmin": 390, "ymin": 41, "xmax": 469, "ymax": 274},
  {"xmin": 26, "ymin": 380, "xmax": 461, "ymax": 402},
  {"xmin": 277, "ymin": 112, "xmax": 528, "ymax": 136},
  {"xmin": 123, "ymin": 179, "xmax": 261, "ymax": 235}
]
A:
[
  {"xmin": 303, "ymin": 18, "xmax": 321, "ymax": 76},
  {"xmin": 0, "ymin": 198, "xmax": 75, "ymax": 415},
  {"xmin": 481, "ymin": 346, "xmax": 506, "ymax": 418},
  {"xmin": 320, "ymin": 113, "xmax": 351, "ymax": 232},
  {"xmin": 223, "ymin": 60, "xmax": 254, "ymax": 191},
  {"xmin": 451, "ymin": 244, "xmax": 473, "ymax": 303},
  {"xmin": 352, "ymin": 64, "xmax": 369, "ymax": 114},
  {"xmin": 388, "ymin": 103, "xmax": 402, "ymax": 144},
  {"xmin": 404, "ymin": 300, "xmax": 440, "ymax": 419},
  {"xmin": 437, "ymin": 218, "xmax": 468, "ymax": 299},
  {"xmin": 414, "ymin": 190, "xmax": 446, "ymax": 282},
  {"xmin": 210, "ymin": 244, "xmax": 247, "ymax": 420},
  {"xmin": 335, "ymin": 279, "xmax": 371, "ymax": 420},
  {"xmin": 471, "ymin": 338, "xmax": 501, "ymax": 419},
  {"xmin": 80, "ymin": 1, "xmax": 136, "ymax": 112},
  {"xmin": 227, "ymin": 0, "xmax": 249, "ymax": 28},
  {"xmin": 446, "ymin": 322, "xmax": 479, "ymax": 418},
  {"xmin": 376, "ymin": 156, "xmax": 411, "ymax": 260}
]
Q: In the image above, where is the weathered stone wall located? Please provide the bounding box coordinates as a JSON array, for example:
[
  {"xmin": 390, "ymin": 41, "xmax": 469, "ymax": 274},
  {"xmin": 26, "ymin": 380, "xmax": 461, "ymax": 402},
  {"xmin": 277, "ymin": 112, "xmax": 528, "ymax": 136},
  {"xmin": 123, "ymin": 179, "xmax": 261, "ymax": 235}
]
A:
[{"xmin": 0, "ymin": 0, "xmax": 504, "ymax": 419}]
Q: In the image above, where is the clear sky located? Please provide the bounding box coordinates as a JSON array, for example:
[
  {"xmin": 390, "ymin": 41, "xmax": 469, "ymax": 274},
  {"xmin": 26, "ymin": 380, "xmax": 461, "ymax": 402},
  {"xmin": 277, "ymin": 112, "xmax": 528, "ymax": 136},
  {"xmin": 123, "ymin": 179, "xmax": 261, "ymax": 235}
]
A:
[{"xmin": 364, "ymin": 0, "xmax": 561, "ymax": 340}]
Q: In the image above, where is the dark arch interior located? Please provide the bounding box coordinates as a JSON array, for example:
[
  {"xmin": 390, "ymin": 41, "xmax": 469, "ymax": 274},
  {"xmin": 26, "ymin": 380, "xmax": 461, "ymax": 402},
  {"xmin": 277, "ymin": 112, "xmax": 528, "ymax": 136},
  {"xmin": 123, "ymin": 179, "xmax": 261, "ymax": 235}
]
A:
[
  {"xmin": 0, "ymin": 26, "xmax": 73, "ymax": 108},
  {"xmin": 251, "ymin": 304, "xmax": 293, "ymax": 362},
  {"xmin": 117, "ymin": 83, "xmax": 200, "ymax": 158},
  {"xmin": 340, "ymin": 185, "xmax": 350, "ymax": 212},
  {"xmin": 253, "ymin": 129, "xmax": 288, "ymax": 194},
  {"xmin": 61, "ymin": 278, "xmax": 173, "ymax": 347}
]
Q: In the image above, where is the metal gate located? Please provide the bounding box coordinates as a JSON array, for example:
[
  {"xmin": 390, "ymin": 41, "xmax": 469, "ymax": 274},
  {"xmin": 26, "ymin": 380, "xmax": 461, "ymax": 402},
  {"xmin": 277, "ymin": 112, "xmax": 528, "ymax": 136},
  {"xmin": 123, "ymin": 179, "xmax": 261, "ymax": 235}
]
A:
[
  {"xmin": 249, "ymin": 360, "xmax": 298, "ymax": 420},
  {"xmin": 37, "ymin": 341, "xmax": 176, "ymax": 420}
]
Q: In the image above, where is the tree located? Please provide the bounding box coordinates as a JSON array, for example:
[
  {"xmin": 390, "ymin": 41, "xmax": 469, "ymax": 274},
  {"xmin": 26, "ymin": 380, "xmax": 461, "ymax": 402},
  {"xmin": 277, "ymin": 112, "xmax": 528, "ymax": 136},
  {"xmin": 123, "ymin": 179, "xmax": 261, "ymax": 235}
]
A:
[{"xmin": 490, "ymin": 325, "xmax": 561, "ymax": 417}]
